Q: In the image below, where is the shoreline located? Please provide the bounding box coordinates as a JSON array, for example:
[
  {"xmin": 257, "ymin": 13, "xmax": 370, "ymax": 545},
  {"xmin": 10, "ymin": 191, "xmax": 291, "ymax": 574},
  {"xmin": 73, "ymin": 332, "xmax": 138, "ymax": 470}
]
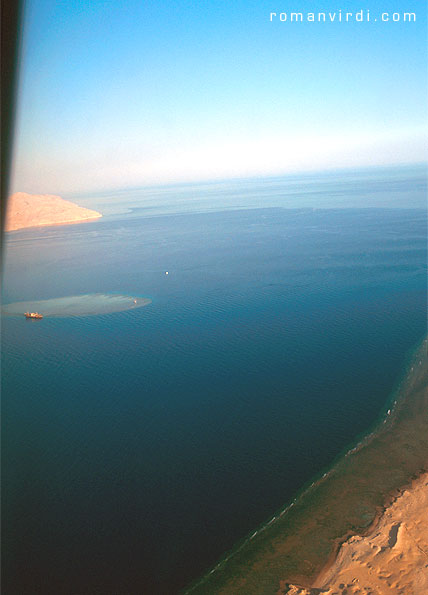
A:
[
  {"xmin": 4, "ymin": 192, "xmax": 102, "ymax": 232},
  {"xmin": 5, "ymin": 214, "xmax": 102, "ymax": 232},
  {"xmin": 307, "ymin": 470, "xmax": 428, "ymax": 593},
  {"xmin": 185, "ymin": 336, "xmax": 428, "ymax": 594},
  {"xmin": 285, "ymin": 470, "xmax": 428, "ymax": 593}
]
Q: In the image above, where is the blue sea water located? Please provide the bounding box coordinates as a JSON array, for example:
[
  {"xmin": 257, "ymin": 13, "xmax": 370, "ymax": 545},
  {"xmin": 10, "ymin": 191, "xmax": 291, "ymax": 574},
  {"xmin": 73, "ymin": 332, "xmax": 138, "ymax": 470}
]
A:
[{"xmin": 2, "ymin": 166, "xmax": 427, "ymax": 594}]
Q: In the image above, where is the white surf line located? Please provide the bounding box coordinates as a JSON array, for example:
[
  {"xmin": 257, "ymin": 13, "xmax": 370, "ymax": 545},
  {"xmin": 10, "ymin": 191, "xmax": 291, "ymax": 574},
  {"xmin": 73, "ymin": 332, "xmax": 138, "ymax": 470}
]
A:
[
  {"xmin": 187, "ymin": 478, "xmax": 333, "ymax": 592},
  {"xmin": 344, "ymin": 346, "xmax": 428, "ymax": 460},
  {"xmin": 186, "ymin": 505, "xmax": 290, "ymax": 593},
  {"xmin": 187, "ymin": 347, "xmax": 428, "ymax": 593},
  {"xmin": 187, "ymin": 460, "xmax": 345, "ymax": 593}
]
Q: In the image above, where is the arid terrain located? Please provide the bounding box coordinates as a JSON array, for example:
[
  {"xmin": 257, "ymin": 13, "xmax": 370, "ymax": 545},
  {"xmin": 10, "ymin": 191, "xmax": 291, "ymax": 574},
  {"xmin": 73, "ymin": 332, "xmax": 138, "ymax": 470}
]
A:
[
  {"xmin": 4, "ymin": 192, "xmax": 101, "ymax": 231},
  {"xmin": 286, "ymin": 472, "xmax": 428, "ymax": 595}
]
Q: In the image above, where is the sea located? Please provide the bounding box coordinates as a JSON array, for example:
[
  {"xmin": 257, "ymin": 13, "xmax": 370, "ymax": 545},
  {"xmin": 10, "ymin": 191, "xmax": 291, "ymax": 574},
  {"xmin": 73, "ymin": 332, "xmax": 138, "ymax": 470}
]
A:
[{"xmin": 2, "ymin": 164, "xmax": 427, "ymax": 594}]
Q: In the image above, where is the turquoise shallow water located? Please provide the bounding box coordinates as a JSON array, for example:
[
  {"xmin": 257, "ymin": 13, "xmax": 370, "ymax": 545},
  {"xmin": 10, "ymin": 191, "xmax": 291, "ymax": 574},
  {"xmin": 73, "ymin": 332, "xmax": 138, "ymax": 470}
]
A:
[{"xmin": 2, "ymin": 166, "xmax": 427, "ymax": 594}]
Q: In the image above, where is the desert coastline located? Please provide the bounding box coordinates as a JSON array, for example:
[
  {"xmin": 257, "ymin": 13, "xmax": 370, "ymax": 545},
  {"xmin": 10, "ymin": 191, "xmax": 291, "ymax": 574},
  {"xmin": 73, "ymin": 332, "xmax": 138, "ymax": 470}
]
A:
[
  {"xmin": 304, "ymin": 470, "xmax": 428, "ymax": 594},
  {"xmin": 4, "ymin": 192, "xmax": 102, "ymax": 232},
  {"xmin": 303, "ymin": 338, "xmax": 428, "ymax": 595},
  {"xmin": 286, "ymin": 470, "xmax": 428, "ymax": 594},
  {"xmin": 3, "ymin": 0, "xmax": 426, "ymax": 590},
  {"xmin": 187, "ymin": 337, "xmax": 428, "ymax": 594}
]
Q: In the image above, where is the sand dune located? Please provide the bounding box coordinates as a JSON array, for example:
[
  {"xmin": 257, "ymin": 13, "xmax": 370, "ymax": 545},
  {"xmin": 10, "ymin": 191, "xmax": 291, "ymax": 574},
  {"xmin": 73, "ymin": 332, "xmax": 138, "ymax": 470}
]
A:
[
  {"xmin": 286, "ymin": 472, "xmax": 428, "ymax": 595},
  {"xmin": 4, "ymin": 192, "xmax": 102, "ymax": 231}
]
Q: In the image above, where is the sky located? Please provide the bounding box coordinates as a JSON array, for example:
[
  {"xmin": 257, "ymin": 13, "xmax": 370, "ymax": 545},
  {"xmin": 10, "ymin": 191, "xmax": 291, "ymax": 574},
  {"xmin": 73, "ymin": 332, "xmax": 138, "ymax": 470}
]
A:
[{"xmin": 10, "ymin": 0, "xmax": 428, "ymax": 195}]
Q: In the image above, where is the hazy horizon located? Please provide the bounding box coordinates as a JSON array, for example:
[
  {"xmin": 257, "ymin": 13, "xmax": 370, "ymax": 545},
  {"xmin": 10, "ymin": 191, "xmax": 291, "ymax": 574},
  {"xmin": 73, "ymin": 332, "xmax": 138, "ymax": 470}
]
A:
[
  {"xmin": 10, "ymin": 0, "xmax": 427, "ymax": 195},
  {"xmin": 11, "ymin": 161, "xmax": 428, "ymax": 202}
]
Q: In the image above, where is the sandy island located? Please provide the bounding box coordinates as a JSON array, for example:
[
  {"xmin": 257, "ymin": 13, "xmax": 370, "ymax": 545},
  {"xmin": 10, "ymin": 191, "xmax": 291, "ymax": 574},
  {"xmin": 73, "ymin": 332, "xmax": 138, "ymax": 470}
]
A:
[
  {"xmin": 1, "ymin": 294, "xmax": 151, "ymax": 318},
  {"xmin": 4, "ymin": 192, "xmax": 102, "ymax": 231},
  {"xmin": 286, "ymin": 472, "xmax": 428, "ymax": 594}
]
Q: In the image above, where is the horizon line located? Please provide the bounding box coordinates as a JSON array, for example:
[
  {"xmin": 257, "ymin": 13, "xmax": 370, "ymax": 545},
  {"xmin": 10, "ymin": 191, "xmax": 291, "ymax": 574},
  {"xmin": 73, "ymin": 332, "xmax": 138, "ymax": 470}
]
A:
[{"xmin": 60, "ymin": 161, "xmax": 427, "ymax": 199}]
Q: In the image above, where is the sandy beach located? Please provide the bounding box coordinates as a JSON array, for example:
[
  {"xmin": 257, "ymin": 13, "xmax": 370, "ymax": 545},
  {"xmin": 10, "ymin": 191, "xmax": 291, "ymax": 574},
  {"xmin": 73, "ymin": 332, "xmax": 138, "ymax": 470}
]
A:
[
  {"xmin": 4, "ymin": 192, "xmax": 102, "ymax": 231},
  {"xmin": 287, "ymin": 471, "xmax": 428, "ymax": 594}
]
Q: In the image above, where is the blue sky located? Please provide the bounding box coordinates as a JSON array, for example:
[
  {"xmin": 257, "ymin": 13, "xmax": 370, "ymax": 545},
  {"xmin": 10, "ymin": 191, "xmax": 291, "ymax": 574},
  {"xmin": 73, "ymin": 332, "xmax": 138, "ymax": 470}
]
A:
[{"xmin": 11, "ymin": 0, "xmax": 427, "ymax": 194}]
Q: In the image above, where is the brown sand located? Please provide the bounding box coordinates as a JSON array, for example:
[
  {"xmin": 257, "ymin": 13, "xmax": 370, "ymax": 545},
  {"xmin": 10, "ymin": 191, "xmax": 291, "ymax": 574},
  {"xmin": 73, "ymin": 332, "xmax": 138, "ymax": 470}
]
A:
[
  {"xmin": 287, "ymin": 472, "xmax": 428, "ymax": 595},
  {"xmin": 4, "ymin": 192, "xmax": 102, "ymax": 231}
]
